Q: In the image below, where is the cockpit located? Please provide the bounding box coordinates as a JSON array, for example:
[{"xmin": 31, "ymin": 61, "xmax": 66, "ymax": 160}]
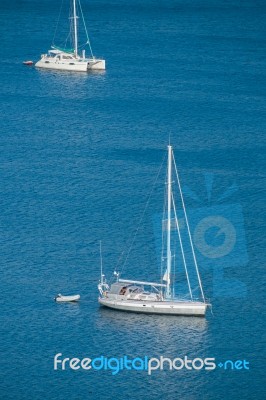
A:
[{"xmin": 109, "ymin": 283, "xmax": 144, "ymax": 296}]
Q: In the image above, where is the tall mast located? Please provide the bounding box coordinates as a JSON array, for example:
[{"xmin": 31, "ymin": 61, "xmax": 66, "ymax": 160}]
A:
[
  {"xmin": 166, "ymin": 145, "xmax": 172, "ymax": 298},
  {"xmin": 100, "ymin": 240, "xmax": 103, "ymax": 284},
  {"xmin": 73, "ymin": 0, "xmax": 78, "ymax": 57}
]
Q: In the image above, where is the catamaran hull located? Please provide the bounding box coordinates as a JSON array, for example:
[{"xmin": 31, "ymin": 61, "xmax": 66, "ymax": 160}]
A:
[
  {"xmin": 99, "ymin": 297, "xmax": 207, "ymax": 316},
  {"xmin": 35, "ymin": 58, "xmax": 105, "ymax": 72},
  {"xmin": 88, "ymin": 59, "xmax": 105, "ymax": 70}
]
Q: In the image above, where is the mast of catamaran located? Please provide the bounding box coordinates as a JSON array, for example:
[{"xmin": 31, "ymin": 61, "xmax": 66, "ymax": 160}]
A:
[
  {"xmin": 73, "ymin": 0, "xmax": 78, "ymax": 57},
  {"xmin": 166, "ymin": 145, "xmax": 172, "ymax": 299}
]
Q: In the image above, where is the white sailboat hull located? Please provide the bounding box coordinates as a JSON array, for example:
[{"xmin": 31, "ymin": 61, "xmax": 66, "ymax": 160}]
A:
[
  {"xmin": 99, "ymin": 297, "xmax": 207, "ymax": 316},
  {"xmin": 35, "ymin": 57, "xmax": 105, "ymax": 72}
]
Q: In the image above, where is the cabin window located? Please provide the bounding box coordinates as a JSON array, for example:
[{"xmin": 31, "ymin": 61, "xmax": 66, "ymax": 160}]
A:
[
  {"xmin": 132, "ymin": 288, "xmax": 142, "ymax": 293},
  {"xmin": 119, "ymin": 287, "xmax": 127, "ymax": 295}
]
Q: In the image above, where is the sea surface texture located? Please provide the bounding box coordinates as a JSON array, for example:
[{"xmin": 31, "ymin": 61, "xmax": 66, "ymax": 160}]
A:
[{"xmin": 0, "ymin": 0, "xmax": 265, "ymax": 399}]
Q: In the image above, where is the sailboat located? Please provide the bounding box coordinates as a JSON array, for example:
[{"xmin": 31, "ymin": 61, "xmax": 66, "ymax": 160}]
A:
[
  {"xmin": 35, "ymin": 0, "xmax": 105, "ymax": 72},
  {"xmin": 98, "ymin": 146, "xmax": 210, "ymax": 316}
]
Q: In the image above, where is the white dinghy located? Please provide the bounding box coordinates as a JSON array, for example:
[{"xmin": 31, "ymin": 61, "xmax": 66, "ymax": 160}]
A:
[
  {"xmin": 98, "ymin": 145, "xmax": 210, "ymax": 317},
  {"xmin": 55, "ymin": 293, "xmax": 80, "ymax": 302}
]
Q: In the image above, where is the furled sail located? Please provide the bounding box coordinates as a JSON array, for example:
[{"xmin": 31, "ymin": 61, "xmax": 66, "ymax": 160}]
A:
[{"xmin": 163, "ymin": 269, "xmax": 170, "ymax": 284}]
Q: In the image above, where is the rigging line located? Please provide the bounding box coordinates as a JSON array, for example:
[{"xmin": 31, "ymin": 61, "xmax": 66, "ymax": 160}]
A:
[
  {"xmin": 172, "ymin": 153, "xmax": 206, "ymax": 303},
  {"xmin": 52, "ymin": 0, "xmax": 65, "ymax": 46},
  {"xmin": 63, "ymin": 30, "xmax": 72, "ymax": 49},
  {"xmin": 69, "ymin": 1, "xmax": 75, "ymax": 51},
  {"xmin": 99, "ymin": 240, "xmax": 103, "ymax": 278},
  {"xmin": 78, "ymin": 41, "xmax": 90, "ymax": 49},
  {"xmin": 66, "ymin": 3, "xmax": 73, "ymax": 49},
  {"xmin": 172, "ymin": 239, "xmax": 176, "ymax": 298},
  {"xmin": 192, "ymin": 285, "xmax": 199, "ymax": 291},
  {"xmin": 160, "ymin": 168, "xmax": 168, "ymax": 285},
  {"xmin": 119, "ymin": 151, "xmax": 167, "ymax": 277},
  {"xmin": 78, "ymin": 0, "xmax": 94, "ymax": 58},
  {"xmin": 190, "ymin": 285, "xmax": 202, "ymax": 299},
  {"xmin": 173, "ymin": 225, "xmax": 177, "ymax": 294},
  {"xmin": 171, "ymin": 191, "xmax": 193, "ymax": 300},
  {"xmin": 109, "ymin": 250, "xmax": 125, "ymax": 283}
]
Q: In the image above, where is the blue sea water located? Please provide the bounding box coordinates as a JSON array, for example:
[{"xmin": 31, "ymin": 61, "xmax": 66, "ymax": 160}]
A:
[{"xmin": 0, "ymin": 0, "xmax": 265, "ymax": 399}]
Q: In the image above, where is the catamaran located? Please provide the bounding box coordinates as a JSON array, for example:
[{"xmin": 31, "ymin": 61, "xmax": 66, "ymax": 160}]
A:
[
  {"xmin": 98, "ymin": 145, "xmax": 210, "ymax": 316},
  {"xmin": 35, "ymin": 0, "xmax": 105, "ymax": 72}
]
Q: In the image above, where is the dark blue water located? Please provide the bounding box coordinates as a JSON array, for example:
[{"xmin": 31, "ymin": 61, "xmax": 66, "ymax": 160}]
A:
[{"xmin": 1, "ymin": 0, "xmax": 265, "ymax": 399}]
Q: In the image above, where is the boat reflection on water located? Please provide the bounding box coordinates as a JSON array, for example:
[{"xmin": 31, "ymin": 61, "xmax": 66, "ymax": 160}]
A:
[
  {"xmin": 96, "ymin": 306, "xmax": 209, "ymax": 355},
  {"xmin": 98, "ymin": 306, "xmax": 208, "ymax": 331}
]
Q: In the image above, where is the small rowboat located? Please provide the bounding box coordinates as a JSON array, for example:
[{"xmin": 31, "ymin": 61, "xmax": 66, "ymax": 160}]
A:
[
  {"xmin": 55, "ymin": 293, "xmax": 80, "ymax": 302},
  {"xmin": 23, "ymin": 60, "xmax": 34, "ymax": 65}
]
